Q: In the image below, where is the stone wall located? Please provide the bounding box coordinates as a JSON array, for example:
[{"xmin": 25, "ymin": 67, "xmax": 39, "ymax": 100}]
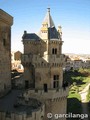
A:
[
  {"xmin": 44, "ymin": 98, "xmax": 67, "ymax": 120},
  {"xmin": 0, "ymin": 104, "xmax": 44, "ymax": 120},
  {"xmin": 23, "ymin": 40, "xmax": 63, "ymax": 56},
  {"xmin": 21, "ymin": 54, "xmax": 65, "ymax": 88},
  {"xmin": 23, "ymin": 88, "xmax": 69, "ymax": 120},
  {"xmin": 23, "ymin": 41, "xmax": 46, "ymax": 56},
  {"xmin": 0, "ymin": 9, "xmax": 13, "ymax": 96},
  {"xmin": 35, "ymin": 67, "xmax": 63, "ymax": 89}
]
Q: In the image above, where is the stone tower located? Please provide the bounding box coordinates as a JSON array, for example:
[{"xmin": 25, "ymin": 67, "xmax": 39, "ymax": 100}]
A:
[
  {"xmin": 22, "ymin": 8, "xmax": 68, "ymax": 120},
  {"xmin": 0, "ymin": 9, "xmax": 13, "ymax": 96}
]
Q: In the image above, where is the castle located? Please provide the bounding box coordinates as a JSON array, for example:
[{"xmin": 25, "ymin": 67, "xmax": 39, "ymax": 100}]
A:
[
  {"xmin": 0, "ymin": 8, "xmax": 68, "ymax": 120},
  {"xmin": 21, "ymin": 8, "xmax": 69, "ymax": 120},
  {"xmin": 0, "ymin": 9, "xmax": 13, "ymax": 97}
]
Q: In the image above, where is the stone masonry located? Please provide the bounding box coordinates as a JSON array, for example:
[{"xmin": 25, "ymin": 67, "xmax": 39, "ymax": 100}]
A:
[
  {"xmin": 0, "ymin": 9, "xmax": 13, "ymax": 96},
  {"xmin": 22, "ymin": 8, "xmax": 69, "ymax": 120}
]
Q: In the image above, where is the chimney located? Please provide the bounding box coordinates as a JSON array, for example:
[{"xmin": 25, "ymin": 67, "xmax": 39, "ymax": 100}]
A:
[{"xmin": 24, "ymin": 30, "xmax": 27, "ymax": 34}]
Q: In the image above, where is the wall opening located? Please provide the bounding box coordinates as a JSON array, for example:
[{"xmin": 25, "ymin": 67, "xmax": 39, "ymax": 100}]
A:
[{"xmin": 44, "ymin": 84, "xmax": 48, "ymax": 92}]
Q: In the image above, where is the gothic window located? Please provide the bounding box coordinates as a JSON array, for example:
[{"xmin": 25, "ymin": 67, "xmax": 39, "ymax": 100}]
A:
[{"xmin": 53, "ymin": 75, "xmax": 59, "ymax": 88}]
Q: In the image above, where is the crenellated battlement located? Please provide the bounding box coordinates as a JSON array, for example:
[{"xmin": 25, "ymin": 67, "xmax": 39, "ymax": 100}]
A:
[
  {"xmin": 23, "ymin": 87, "xmax": 69, "ymax": 100},
  {"xmin": 23, "ymin": 39, "xmax": 63, "ymax": 44},
  {"xmin": 0, "ymin": 104, "xmax": 44, "ymax": 120},
  {"xmin": 21, "ymin": 54, "xmax": 65, "ymax": 67}
]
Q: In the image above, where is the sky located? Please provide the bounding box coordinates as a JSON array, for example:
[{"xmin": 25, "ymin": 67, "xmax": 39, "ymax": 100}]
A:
[{"xmin": 0, "ymin": 0, "xmax": 90, "ymax": 54}]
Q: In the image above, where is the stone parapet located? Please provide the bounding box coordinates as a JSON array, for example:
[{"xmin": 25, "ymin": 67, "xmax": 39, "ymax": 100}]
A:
[
  {"xmin": 24, "ymin": 87, "xmax": 69, "ymax": 100},
  {"xmin": 0, "ymin": 9, "xmax": 13, "ymax": 25},
  {"xmin": 0, "ymin": 105, "xmax": 44, "ymax": 120},
  {"xmin": 21, "ymin": 54, "xmax": 65, "ymax": 67}
]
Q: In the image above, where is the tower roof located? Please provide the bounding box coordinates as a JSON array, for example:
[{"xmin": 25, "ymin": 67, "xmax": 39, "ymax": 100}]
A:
[
  {"xmin": 43, "ymin": 8, "xmax": 55, "ymax": 28},
  {"xmin": 22, "ymin": 32, "xmax": 41, "ymax": 41},
  {"xmin": 38, "ymin": 8, "xmax": 59, "ymax": 40}
]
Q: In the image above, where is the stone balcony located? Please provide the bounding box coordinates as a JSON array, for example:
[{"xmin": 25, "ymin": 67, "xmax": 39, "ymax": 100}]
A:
[{"xmin": 23, "ymin": 87, "xmax": 69, "ymax": 100}]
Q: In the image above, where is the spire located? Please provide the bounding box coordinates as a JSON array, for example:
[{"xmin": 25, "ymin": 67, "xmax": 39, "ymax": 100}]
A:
[
  {"xmin": 43, "ymin": 8, "xmax": 55, "ymax": 28},
  {"xmin": 38, "ymin": 8, "xmax": 59, "ymax": 40},
  {"xmin": 47, "ymin": 8, "xmax": 50, "ymax": 13}
]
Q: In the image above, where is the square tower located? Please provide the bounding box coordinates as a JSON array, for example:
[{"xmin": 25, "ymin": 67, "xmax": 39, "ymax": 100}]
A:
[
  {"xmin": 22, "ymin": 8, "xmax": 69, "ymax": 120},
  {"xmin": 0, "ymin": 9, "xmax": 13, "ymax": 96}
]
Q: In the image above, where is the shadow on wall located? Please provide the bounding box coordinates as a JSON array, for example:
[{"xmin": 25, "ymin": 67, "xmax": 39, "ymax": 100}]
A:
[{"xmin": 67, "ymin": 98, "xmax": 90, "ymax": 120}]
